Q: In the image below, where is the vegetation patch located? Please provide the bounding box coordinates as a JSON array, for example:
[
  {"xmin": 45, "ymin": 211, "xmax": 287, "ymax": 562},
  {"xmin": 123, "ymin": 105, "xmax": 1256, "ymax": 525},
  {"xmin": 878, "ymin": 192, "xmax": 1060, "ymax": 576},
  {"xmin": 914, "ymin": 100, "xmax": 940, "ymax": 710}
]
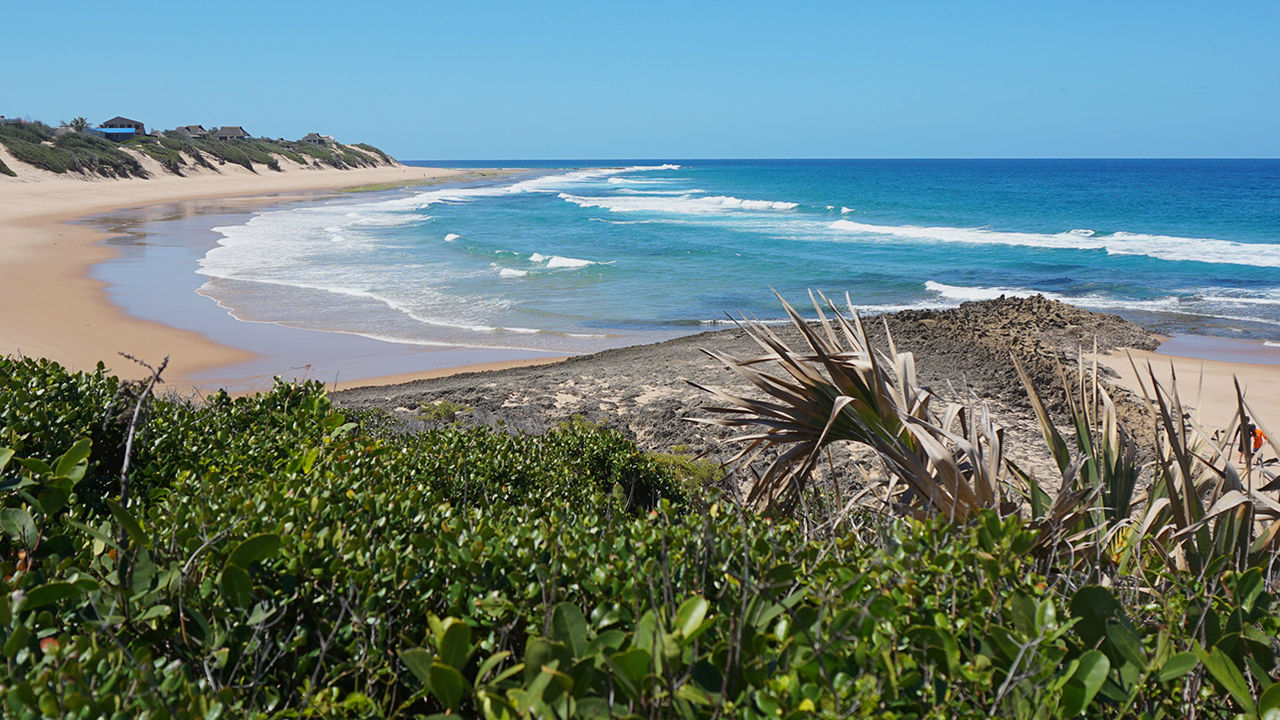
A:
[
  {"xmin": 417, "ymin": 399, "xmax": 472, "ymax": 423},
  {"xmin": 3, "ymin": 340, "xmax": 1279, "ymax": 717},
  {"xmin": 0, "ymin": 123, "xmax": 147, "ymax": 178}
]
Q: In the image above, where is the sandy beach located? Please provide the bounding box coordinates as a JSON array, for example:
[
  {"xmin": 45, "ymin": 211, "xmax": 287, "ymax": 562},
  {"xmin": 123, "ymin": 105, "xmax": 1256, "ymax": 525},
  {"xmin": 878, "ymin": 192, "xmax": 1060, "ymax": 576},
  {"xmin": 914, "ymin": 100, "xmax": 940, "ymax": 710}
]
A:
[{"xmin": 1, "ymin": 158, "xmax": 466, "ymax": 383}]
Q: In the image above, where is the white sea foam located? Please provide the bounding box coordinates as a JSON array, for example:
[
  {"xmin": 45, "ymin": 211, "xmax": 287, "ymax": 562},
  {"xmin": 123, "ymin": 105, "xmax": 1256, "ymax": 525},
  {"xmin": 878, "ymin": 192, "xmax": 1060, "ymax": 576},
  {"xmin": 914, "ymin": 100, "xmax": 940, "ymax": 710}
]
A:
[
  {"xmin": 444, "ymin": 233, "xmax": 461, "ymax": 242},
  {"xmin": 1197, "ymin": 287, "xmax": 1280, "ymax": 306},
  {"xmin": 527, "ymin": 252, "xmax": 602, "ymax": 268},
  {"xmin": 841, "ymin": 206, "xmax": 855, "ymax": 214},
  {"xmin": 607, "ymin": 177, "xmax": 673, "ymax": 185},
  {"xmin": 558, "ymin": 193, "xmax": 799, "ymax": 214},
  {"xmin": 1265, "ymin": 341, "xmax": 1280, "ymax": 348},
  {"xmin": 369, "ymin": 166, "xmax": 665, "ymax": 213},
  {"xmin": 924, "ymin": 281, "xmax": 1038, "ymax": 302},
  {"xmin": 498, "ymin": 267, "xmax": 528, "ymax": 278},
  {"xmin": 613, "ymin": 188, "xmax": 705, "ymax": 196},
  {"xmin": 830, "ymin": 220, "xmax": 1280, "ymax": 268},
  {"xmin": 588, "ymin": 218, "xmax": 660, "ymax": 225},
  {"xmin": 923, "ymin": 281, "xmax": 1280, "ymax": 326}
]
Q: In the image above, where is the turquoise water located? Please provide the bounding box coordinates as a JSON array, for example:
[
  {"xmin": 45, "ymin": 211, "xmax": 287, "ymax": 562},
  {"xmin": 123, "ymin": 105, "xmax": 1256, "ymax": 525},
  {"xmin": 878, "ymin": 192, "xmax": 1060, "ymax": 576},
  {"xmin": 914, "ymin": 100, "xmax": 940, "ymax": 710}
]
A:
[{"xmin": 196, "ymin": 160, "xmax": 1280, "ymax": 353}]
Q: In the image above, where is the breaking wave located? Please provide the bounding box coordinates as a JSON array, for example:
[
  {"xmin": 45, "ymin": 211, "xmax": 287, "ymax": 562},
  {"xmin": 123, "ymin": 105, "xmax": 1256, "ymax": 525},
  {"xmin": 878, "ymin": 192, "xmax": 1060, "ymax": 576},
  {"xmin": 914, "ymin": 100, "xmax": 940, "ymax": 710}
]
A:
[
  {"xmin": 830, "ymin": 220, "xmax": 1280, "ymax": 268},
  {"xmin": 558, "ymin": 193, "xmax": 799, "ymax": 214}
]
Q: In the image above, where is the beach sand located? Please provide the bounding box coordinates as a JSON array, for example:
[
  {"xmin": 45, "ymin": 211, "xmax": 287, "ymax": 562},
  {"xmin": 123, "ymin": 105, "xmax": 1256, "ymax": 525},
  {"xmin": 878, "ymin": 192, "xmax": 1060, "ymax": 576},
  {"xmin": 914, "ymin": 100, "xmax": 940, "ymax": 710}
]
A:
[
  {"xmin": 1094, "ymin": 336, "xmax": 1280, "ymax": 432},
  {"xmin": 1, "ymin": 160, "xmax": 467, "ymax": 384}
]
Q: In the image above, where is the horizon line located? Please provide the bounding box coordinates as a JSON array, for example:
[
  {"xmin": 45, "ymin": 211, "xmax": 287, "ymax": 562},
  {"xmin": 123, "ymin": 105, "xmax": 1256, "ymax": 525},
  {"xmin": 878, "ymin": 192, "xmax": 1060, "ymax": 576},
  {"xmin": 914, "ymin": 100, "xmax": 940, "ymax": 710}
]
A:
[{"xmin": 405, "ymin": 156, "xmax": 1280, "ymax": 163}]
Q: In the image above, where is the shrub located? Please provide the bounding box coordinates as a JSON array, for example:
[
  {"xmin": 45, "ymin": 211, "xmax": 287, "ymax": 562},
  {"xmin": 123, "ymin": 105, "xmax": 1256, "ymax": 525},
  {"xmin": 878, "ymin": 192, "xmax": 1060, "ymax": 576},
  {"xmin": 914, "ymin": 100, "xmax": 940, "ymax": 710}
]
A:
[
  {"xmin": 0, "ymin": 127, "xmax": 147, "ymax": 177},
  {"xmin": 354, "ymin": 142, "xmax": 395, "ymax": 165},
  {"xmin": 3, "ymin": 358, "xmax": 1277, "ymax": 717}
]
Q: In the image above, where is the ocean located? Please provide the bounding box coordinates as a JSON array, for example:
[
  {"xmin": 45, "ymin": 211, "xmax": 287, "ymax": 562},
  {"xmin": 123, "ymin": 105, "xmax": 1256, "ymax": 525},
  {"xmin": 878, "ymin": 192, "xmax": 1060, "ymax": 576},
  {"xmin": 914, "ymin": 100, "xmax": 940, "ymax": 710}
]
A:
[{"xmin": 194, "ymin": 159, "xmax": 1280, "ymax": 355}]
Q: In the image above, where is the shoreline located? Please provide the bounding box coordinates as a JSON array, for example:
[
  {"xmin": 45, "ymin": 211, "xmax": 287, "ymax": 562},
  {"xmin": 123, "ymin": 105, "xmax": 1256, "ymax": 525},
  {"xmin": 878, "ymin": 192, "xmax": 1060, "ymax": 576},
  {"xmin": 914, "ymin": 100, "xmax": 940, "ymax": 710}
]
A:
[{"xmin": 0, "ymin": 163, "xmax": 560, "ymax": 389}]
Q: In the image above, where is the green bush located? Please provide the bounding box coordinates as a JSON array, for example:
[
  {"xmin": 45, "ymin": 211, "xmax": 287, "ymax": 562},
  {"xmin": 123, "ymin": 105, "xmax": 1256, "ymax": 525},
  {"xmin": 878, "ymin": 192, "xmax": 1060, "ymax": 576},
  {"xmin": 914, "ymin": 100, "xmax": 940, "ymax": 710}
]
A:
[
  {"xmin": 0, "ymin": 127, "xmax": 146, "ymax": 177},
  {"xmin": 2, "ymin": 357, "xmax": 1277, "ymax": 718},
  {"xmin": 0, "ymin": 155, "xmax": 15, "ymax": 177},
  {"xmin": 354, "ymin": 142, "xmax": 394, "ymax": 164},
  {"xmin": 127, "ymin": 135, "xmax": 187, "ymax": 175}
]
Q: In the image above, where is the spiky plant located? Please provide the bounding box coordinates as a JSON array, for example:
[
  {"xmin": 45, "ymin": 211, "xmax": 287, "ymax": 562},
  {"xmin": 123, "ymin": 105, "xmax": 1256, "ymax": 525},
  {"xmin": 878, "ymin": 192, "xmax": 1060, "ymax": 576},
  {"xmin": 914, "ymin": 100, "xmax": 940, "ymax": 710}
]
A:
[
  {"xmin": 690, "ymin": 291, "xmax": 1015, "ymax": 519},
  {"xmin": 1127, "ymin": 367, "xmax": 1280, "ymax": 572},
  {"xmin": 696, "ymin": 290, "xmax": 1280, "ymax": 577},
  {"xmin": 1011, "ymin": 352, "xmax": 1141, "ymax": 563}
]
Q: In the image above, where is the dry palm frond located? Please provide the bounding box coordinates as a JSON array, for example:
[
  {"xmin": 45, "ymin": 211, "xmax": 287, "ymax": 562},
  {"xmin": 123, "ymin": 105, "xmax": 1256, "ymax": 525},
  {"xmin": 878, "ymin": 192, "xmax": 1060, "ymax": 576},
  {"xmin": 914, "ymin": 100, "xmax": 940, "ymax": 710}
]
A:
[
  {"xmin": 690, "ymin": 290, "xmax": 1012, "ymax": 518},
  {"xmin": 1136, "ymin": 369, "xmax": 1280, "ymax": 571}
]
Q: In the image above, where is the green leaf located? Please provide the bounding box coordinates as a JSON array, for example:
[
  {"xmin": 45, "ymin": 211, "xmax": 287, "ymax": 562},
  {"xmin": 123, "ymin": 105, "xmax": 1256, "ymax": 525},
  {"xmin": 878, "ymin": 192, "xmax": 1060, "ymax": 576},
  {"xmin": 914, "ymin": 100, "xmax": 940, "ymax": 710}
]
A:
[
  {"xmin": 0, "ymin": 508, "xmax": 36, "ymax": 546},
  {"xmin": 138, "ymin": 604, "xmax": 172, "ymax": 622},
  {"xmin": 1070, "ymin": 585, "xmax": 1124, "ymax": 646},
  {"xmin": 130, "ymin": 549, "xmax": 156, "ymax": 594},
  {"xmin": 36, "ymin": 487, "xmax": 69, "ymax": 515},
  {"xmin": 16, "ymin": 458, "xmax": 52, "ymax": 476},
  {"xmin": 219, "ymin": 565, "xmax": 252, "ymax": 609},
  {"xmin": 675, "ymin": 596, "xmax": 709, "ymax": 639},
  {"xmin": 1107, "ymin": 621, "xmax": 1148, "ymax": 671},
  {"xmin": 21, "ymin": 581, "xmax": 85, "ymax": 611},
  {"xmin": 676, "ymin": 683, "xmax": 714, "ymax": 707},
  {"xmin": 428, "ymin": 662, "xmax": 467, "ymax": 710},
  {"xmin": 53, "ymin": 438, "xmax": 91, "ymax": 481},
  {"xmin": 551, "ymin": 602, "xmax": 588, "ymax": 656},
  {"xmin": 1234, "ymin": 568, "xmax": 1266, "ymax": 614},
  {"xmin": 475, "ymin": 651, "xmax": 513, "ymax": 685},
  {"xmin": 606, "ymin": 647, "xmax": 651, "ymax": 699},
  {"xmin": 1157, "ymin": 652, "xmax": 1199, "ymax": 683},
  {"xmin": 1198, "ymin": 645, "xmax": 1256, "ymax": 714},
  {"xmin": 106, "ymin": 499, "xmax": 149, "ymax": 548},
  {"xmin": 400, "ymin": 648, "xmax": 434, "ymax": 687},
  {"xmin": 0, "ymin": 447, "xmax": 14, "ymax": 472},
  {"xmin": 1259, "ymin": 682, "xmax": 1280, "ymax": 720},
  {"xmin": 587, "ymin": 629, "xmax": 627, "ymax": 655},
  {"xmin": 906, "ymin": 626, "xmax": 961, "ymax": 674},
  {"xmin": 227, "ymin": 533, "xmax": 282, "ymax": 568},
  {"xmin": 1062, "ymin": 650, "xmax": 1109, "ymax": 716},
  {"xmin": 435, "ymin": 618, "xmax": 472, "ymax": 669}
]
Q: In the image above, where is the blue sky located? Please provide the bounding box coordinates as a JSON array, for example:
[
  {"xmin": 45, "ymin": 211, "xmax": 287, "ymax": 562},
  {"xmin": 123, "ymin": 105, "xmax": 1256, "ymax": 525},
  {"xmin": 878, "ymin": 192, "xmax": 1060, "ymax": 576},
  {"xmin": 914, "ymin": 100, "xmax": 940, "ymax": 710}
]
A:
[{"xmin": 9, "ymin": 1, "xmax": 1279, "ymax": 159}]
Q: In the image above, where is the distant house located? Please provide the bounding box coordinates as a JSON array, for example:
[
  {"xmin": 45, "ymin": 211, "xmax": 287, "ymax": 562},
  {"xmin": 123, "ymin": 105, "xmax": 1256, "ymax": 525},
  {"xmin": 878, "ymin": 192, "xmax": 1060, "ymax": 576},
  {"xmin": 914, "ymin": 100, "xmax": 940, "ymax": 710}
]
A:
[
  {"xmin": 101, "ymin": 116, "xmax": 146, "ymax": 136},
  {"xmin": 300, "ymin": 132, "xmax": 334, "ymax": 146},
  {"xmin": 214, "ymin": 126, "xmax": 250, "ymax": 140},
  {"xmin": 175, "ymin": 124, "xmax": 209, "ymax": 139}
]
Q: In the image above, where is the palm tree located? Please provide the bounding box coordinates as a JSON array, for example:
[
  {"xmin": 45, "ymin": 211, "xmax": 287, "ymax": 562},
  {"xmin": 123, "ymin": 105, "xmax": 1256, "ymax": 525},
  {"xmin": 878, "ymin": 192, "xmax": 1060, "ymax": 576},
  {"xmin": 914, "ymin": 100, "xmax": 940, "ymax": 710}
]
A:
[{"xmin": 69, "ymin": 117, "xmax": 90, "ymax": 131}]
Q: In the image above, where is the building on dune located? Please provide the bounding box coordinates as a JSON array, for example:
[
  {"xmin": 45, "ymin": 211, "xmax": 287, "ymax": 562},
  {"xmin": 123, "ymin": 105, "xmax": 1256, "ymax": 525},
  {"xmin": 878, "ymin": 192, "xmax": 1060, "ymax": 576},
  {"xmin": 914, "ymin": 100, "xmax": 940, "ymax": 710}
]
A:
[
  {"xmin": 99, "ymin": 116, "xmax": 146, "ymax": 138},
  {"xmin": 300, "ymin": 132, "xmax": 336, "ymax": 146},
  {"xmin": 214, "ymin": 126, "xmax": 250, "ymax": 140},
  {"xmin": 174, "ymin": 125, "xmax": 209, "ymax": 139}
]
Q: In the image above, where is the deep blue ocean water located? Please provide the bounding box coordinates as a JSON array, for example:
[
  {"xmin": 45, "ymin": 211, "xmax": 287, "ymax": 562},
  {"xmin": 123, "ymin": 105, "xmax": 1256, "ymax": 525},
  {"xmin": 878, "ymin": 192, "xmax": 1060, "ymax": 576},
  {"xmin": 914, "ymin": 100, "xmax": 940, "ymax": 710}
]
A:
[{"xmin": 196, "ymin": 160, "xmax": 1280, "ymax": 353}]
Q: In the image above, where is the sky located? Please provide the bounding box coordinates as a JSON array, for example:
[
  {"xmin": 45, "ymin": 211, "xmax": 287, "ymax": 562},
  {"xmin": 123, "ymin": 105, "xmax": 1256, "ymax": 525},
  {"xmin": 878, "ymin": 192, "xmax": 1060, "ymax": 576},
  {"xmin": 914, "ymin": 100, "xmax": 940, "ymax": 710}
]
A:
[{"xmin": 7, "ymin": 1, "xmax": 1279, "ymax": 159}]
